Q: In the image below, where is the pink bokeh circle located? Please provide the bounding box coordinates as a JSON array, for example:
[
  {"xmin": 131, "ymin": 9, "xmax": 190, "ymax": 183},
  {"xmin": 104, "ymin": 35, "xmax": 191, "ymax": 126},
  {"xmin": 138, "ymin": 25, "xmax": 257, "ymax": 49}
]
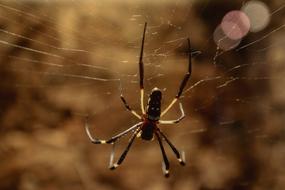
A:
[
  {"xmin": 221, "ymin": 10, "xmax": 250, "ymax": 40},
  {"xmin": 213, "ymin": 25, "xmax": 241, "ymax": 51}
]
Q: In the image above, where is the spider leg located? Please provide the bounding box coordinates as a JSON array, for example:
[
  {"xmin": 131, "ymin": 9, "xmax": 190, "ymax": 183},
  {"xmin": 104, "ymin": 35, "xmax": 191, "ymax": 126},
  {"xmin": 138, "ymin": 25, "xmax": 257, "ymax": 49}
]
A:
[
  {"xmin": 85, "ymin": 117, "xmax": 142, "ymax": 144},
  {"xmin": 139, "ymin": 22, "xmax": 147, "ymax": 114},
  {"xmin": 120, "ymin": 95, "xmax": 141, "ymax": 119},
  {"xmin": 119, "ymin": 80, "xmax": 141, "ymax": 119},
  {"xmin": 109, "ymin": 142, "xmax": 116, "ymax": 168},
  {"xmin": 159, "ymin": 102, "xmax": 185, "ymax": 124},
  {"xmin": 155, "ymin": 131, "xmax": 170, "ymax": 177},
  {"xmin": 157, "ymin": 128, "xmax": 186, "ymax": 166},
  {"xmin": 109, "ymin": 127, "xmax": 141, "ymax": 170},
  {"xmin": 161, "ymin": 38, "xmax": 192, "ymax": 117}
]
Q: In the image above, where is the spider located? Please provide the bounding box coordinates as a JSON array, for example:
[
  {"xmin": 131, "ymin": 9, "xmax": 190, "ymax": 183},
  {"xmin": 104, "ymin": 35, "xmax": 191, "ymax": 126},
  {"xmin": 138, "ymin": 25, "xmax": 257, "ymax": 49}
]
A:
[{"xmin": 85, "ymin": 22, "xmax": 193, "ymax": 177}]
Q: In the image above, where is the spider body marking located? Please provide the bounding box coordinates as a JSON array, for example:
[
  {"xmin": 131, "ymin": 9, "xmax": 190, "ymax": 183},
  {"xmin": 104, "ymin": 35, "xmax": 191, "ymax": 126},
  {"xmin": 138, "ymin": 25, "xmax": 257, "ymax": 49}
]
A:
[
  {"xmin": 146, "ymin": 87, "xmax": 162, "ymax": 121},
  {"xmin": 140, "ymin": 87, "xmax": 162, "ymax": 140},
  {"xmin": 85, "ymin": 22, "xmax": 194, "ymax": 177}
]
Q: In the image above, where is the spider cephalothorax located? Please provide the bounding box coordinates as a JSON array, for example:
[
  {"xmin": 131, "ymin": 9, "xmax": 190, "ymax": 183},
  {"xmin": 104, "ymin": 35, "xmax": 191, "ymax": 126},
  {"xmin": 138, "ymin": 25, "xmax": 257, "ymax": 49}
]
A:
[{"xmin": 85, "ymin": 22, "xmax": 193, "ymax": 177}]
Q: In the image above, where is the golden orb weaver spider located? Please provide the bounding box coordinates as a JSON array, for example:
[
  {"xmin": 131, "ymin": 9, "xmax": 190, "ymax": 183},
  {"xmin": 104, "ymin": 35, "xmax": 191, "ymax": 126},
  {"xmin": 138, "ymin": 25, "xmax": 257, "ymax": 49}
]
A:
[{"xmin": 85, "ymin": 22, "xmax": 194, "ymax": 177}]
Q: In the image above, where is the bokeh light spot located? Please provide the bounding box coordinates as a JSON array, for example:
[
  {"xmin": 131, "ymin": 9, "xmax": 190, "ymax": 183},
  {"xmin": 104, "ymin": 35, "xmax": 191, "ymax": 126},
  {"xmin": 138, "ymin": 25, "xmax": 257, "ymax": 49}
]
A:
[
  {"xmin": 242, "ymin": 0, "xmax": 270, "ymax": 32},
  {"xmin": 214, "ymin": 25, "xmax": 241, "ymax": 51},
  {"xmin": 221, "ymin": 10, "xmax": 250, "ymax": 40}
]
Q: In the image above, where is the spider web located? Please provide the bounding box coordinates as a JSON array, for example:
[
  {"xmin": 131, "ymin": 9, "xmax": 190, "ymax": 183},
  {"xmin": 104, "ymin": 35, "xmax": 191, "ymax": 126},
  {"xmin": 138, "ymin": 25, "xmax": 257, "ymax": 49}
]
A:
[{"xmin": 0, "ymin": 0, "xmax": 284, "ymax": 189}]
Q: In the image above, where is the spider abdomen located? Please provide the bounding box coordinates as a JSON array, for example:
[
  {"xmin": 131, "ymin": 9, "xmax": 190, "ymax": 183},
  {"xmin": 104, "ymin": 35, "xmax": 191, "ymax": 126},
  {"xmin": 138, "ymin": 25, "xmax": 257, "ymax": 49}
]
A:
[{"xmin": 146, "ymin": 88, "xmax": 162, "ymax": 121}]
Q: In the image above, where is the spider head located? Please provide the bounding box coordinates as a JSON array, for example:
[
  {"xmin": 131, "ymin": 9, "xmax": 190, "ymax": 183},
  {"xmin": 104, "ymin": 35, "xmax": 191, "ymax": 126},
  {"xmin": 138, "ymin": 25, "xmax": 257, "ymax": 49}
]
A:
[{"xmin": 146, "ymin": 87, "xmax": 162, "ymax": 121}]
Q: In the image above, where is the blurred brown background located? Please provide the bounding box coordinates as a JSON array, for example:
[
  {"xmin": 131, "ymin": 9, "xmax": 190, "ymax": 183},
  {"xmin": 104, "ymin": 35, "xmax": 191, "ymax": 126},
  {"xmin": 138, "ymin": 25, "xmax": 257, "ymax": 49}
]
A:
[{"xmin": 0, "ymin": 0, "xmax": 284, "ymax": 190}]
